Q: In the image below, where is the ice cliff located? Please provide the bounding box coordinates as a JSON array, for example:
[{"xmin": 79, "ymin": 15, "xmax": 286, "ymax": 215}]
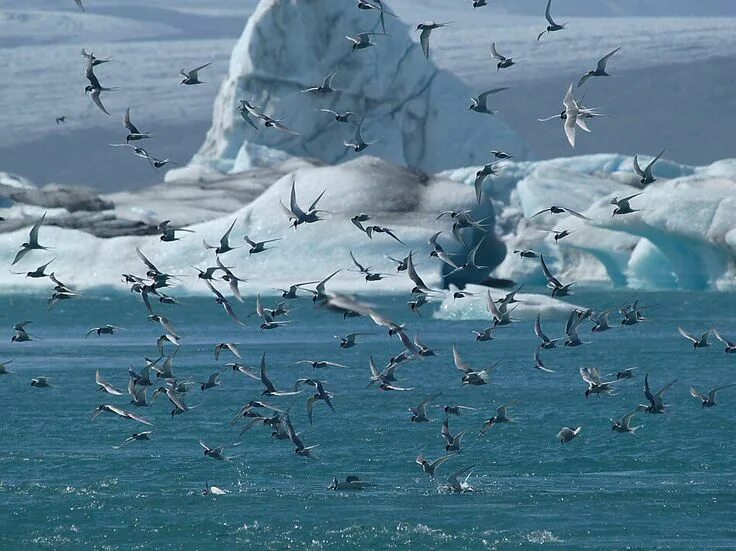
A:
[
  {"xmin": 176, "ymin": 0, "xmax": 525, "ymax": 175},
  {"xmin": 443, "ymin": 155, "xmax": 736, "ymax": 291}
]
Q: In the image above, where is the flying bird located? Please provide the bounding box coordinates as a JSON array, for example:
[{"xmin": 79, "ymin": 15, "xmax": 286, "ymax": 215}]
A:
[
  {"xmin": 416, "ymin": 21, "xmax": 450, "ymax": 59},
  {"xmin": 537, "ymin": 0, "xmax": 566, "ymax": 40},
  {"xmin": 468, "ymin": 88, "xmax": 508, "ymax": 115},
  {"xmin": 490, "ymin": 42, "xmax": 517, "ymax": 70},
  {"xmin": 578, "ymin": 48, "xmax": 621, "ymax": 87},
  {"xmin": 633, "ymin": 149, "xmax": 665, "ymax": 186},
  {"xmin": 180, "ymin": 62, "xmax": 212, "ymax": 85},
  {"xmin": 13, "ymin": 213, "xmax": 50, "ymax": 265}
]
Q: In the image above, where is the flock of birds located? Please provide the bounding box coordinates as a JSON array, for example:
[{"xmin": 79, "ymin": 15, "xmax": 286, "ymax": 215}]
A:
[{"xmin": 5, "ymin": 0, "xmax": 725, "ymax": 496}]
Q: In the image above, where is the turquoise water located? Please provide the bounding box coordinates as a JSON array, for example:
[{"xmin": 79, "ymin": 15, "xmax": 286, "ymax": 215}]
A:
[{"xmin": 1, "ymin": 289, "xmax": 735, "ymax": 550}]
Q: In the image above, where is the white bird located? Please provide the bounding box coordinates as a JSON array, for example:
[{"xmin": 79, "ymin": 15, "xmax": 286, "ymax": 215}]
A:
[
  {"xmin": 642, "ymin": 374, "xmax": 678, "ymax": 414},
  {"xmin": 346, "ymin": 32, "xmax": 382, "ymax": 51},
  {"xmin": 531, "ymin": 205, "xmax": 590, "ymax": 220},
  {"xmin": 200, "ymin": 441, "xmax": 232, "ymax": 461},
  {"xmin": 611, "ymin": 192, "xmax": 643, "ymax": 216},
  {"xmin": 537, "ymin": 0, "xmax": 566, "ymax": 40},
  {"xmin": 533, "ymin": 347, "xmax": 555, "ymax": 373},
  {"xmin": 578, "ymin": 48, "xmax": 621, "ymax": 87},
  {"xmin": 203, "ymin": 481, "xmax": 229, "ymax": 495},
  {"xmin": 259, "ymin": 353, "xmax": 302, "ymax": 396},
  {"xmin": 31, "ymin": 377, "xmax": 51, "ymax": 388},
  {"xmin": 13, "ymin": 213, "xmax": 50, "ymax": 265},
  {"xmin": 453, "ymin": 344, "xmax": 493, "ymax": 385},
  {"xmin": 472, "ymin": 327, "xmax": 494, "ymax": 342},
  {"xmin": 480, "ymin": 399, "xmax": 518, "ymax": 434},
  {"xmin": 203, "ymin": 219, "xmax": 240, "ymax": 255},
  {"xmin": 344, "ymin": 115, "xmax": 377, "ymax": 152},
  {"xmin": 678, "ymin": 326, "xmax": 711, "ymax": 349},
  {"xmin": 468, "ymin": 88, "xmax": 508, "ymax": 115},
  {"xmin": 302, "ymin": 69, "xmax": 338, "ymax": 94},
  {"xmin": 280, "ymin": 178, "xmax": 326, "ymax": 228},
  {"xmin": 215, "ymin": 343, "xmax": 241, "ymax": 361},
  {"xmin": 535, "ymin": 314, "xmax": 560, "ymax": 349},
  {"xmin": 410, "ymin": 393, "xmax": 441, "ymax": 423},
  {"xmin": 85, "ymin": 325, "xmax": 120, "ymax": 338},
  {"xmin": 441, "ymin": 418, "xmax": 466, "ymax": 453},
  {"xmin": 633, "ymin": 149, "xmax": 665, "ymax": 186},
  {"xmin": 91, "ymin": 404, "xmax": 152, "ymax": 426},
  {"xmin": 714, "ymin": 328, "xmax": 736, "ymax": 353},
  {"xmin": 444, "ymin": 465, "xmax": 475, "ymax": 493},
  {"xmin": 580, "ymin": 367, "xmax": 620, "ymax": 398},
  {"xmin": 416, "ymin": 453, "xmax": 453, "ymax": 477},
  {"xmin": 112, "ymin": 431, "xmax": 152, "ymax": 449},
  {"xmin": 611, "ymin": 409, "xmax": 643, "ymax": 434},
  {"xmin": 243, "ymin": 235, "xmax": 282, "ymax": 255},
  {"xmin": 329, "ymin": 475, "xmax": 373, "ymax": 491},
  {"xmin": 180, "ymin": 62, "xmax": 211, "ymax": 85},
  {"xmin": 95, "ymin": 370, "xmax": 124, "ymax": 395},
  {"xmin": 556, "ymin": 426, "xmax": 581, "ymax": 444},
  {"xmin": 690, "ymin": 384, "xmax": 736, "ymax": 408},
  {"xmin": 540, "ymin": 254, "xmax": 574, "ymax": 297},
  {"xmin": 490, "ymin": 42, "xmax": 517, "ymax": 70},
  {"xmin": 416, "ymin": 21, "xmax": 450, "ymax": 59},
  {"xmin": 561, "ymin": 83, "xmax": 597, "ymax": 148}
]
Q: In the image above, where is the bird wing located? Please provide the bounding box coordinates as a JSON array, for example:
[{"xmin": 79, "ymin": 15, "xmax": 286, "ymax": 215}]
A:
[
  {"xmin": 577, "ymin": 73, "xmax": 592, "ymax": 88},
  {"xmin": 419, "ymin": 28, "xmax": 431, "ymax": 59},
  {"xmin": 544, "ymin": 0, "xmax": 554, "ymax": 25},
  {"xmin": 75, "ymin": 0, "xmax": 85, "ymax": 11},
  {"xmin": 349, "ymin": 250, "xmax": 366, "ymax": 272},
  {"xmin": 564, "ymin": 115, "xmax": 577, "ymax": 147},
  {"xmin": 690, "ymin": 386, "xmax": 707, "ymax": 401},
  {"xmin": 289, "ymin": 179, "xmax": 307, "ymax": 218},
  {"xmin": 90, "ymin": 89, "xmax": 111, "ymax": 116},
  {"xmin": 655, "ymin": 378, "xmax": 678, "ymax": 400},
  {"xmin": 397, "ymin": 329, "xmax": 420, "ymax": 355},
  {"xmin": 189, "ymin": 62, "xmax": 212, "ymax": 78},
  {"xmin": 562, "ymin": 83, "xmax": 576, "ymax": 110},
  {"xmin": 489, "ymin": 42, "xmax": 504, "ymax": 61},
  {"xmin": 645, "ymin": 149, "xmax": 665, "ymax": 177},
  {"xmin": 308, "ymin": 189, "xmax": 327, "ymax": 212},
  {"xmin": 220, "ymin": 219, "xmax": 237, "ymax": 248},
  {"xmin": 597, "ymin": 47, "xmax": 621, "ymax": 71},
  {"xmin": 29, "ymin": 212, "xmax": 46, "ymax": 246},
  {"xmin": 633, "ymin": 155, "xmax": 645, "ymax": 177},
  {"xmin": 563, "ymin": 207, "xmax": 590, "ymax": 220},
  {"xmin": 540, "ymin": 255, "xmax": 562, "ymax": 288},
  {"xmin": 407, "ymin": 251, "xmax": 429, "ymax": 290},
  {"xmin": 534, "ymin": 314, "xmax": 548, "ymax": 341},
  {"xmin": 714, "ymin": 328, "xmax": 736, "ymax": 347},
  {"xmin": 678, "ymin": 327, "xmax": 698, "ymax": 344},
  {"xmin": 125, "ymin": 410, "xmax": 153, "ymax": 426},
  {"xmin": 452, "ymin": 345, "xmax": 472, "ymax": 374},
  {"xmin": 477, "ymin": 87, "xmax": 508, "ymax": 104},
  {"xmin": 123, "ymin": 108, "xmax": 140, "ymax": 134},
  {"xmin": 259, "ymin": 353, "xmax": 276, "ymax": 392},
  {"xmin": 620, "ymin": 192, "xmax": 643, "ymax": 203},
  {"xmin": 710, "ymin": 384, "xmax": 736, "ymax": 401}
]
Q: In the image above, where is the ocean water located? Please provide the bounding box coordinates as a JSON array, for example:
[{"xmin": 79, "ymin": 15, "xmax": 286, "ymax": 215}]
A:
[{"xmin": 1, "ymin": 289, "xmax": 735, "ymax": 550}]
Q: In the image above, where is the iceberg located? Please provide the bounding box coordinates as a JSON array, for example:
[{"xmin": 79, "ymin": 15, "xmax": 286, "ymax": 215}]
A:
[
  {"xmin": 175, "ymin": 0, "xmax": 526, "ymax": 176},
  {"xmin": 0, "ymin": 156, "xmax": 501, "ymax": 295},
  {"xmin": 444, "ymin": 155, "xmax": 736, "ymax": 291}
]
